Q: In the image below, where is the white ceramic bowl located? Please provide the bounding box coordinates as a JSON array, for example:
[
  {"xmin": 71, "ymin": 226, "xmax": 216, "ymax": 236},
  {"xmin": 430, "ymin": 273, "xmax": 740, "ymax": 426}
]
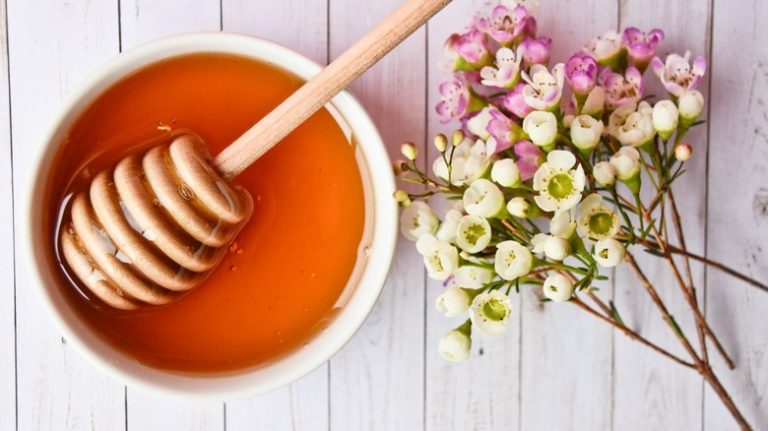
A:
[{"xmin": 24, "ymin": 33, "xmax": 397, "ymax": 400}]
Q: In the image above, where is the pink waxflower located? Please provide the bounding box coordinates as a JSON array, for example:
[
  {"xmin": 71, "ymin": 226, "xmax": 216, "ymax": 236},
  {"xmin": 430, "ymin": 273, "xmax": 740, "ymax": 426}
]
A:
[
  {"xmin": 622, "ymin": 27, "xmax": 664, "ymax": 71},
  {"xmin": 487, "ymin": 109, "xmax": 523, "ymax": 152},
  {"xmin": 501, "ymin": 82, "xmax": 533, "ymax": 118},
  {"xmin": 445, "ymin": 29, "xmax": 490, "ymax": 66},
  {"xmin": 565, "ymin": 53, "xmax": 598, "ymax": 96},
  {"xmin": 521, "ymin": 63, "xmax": 565, "ymax": 111},
  {"xmin": 650, "ymin": 51, "xmax": 706, "ymax": 97},
  {"xmin": 480, "ymin": 47, "xmax": 524, "ymax": 88},
  {"xmin": 513, "ymin": 140, "xmax": 543, "ymax": 180},
  {"xmin": 477, "ymin": 5, "xmax": 536, "ymax": 44},
  {"xmin": 520, "ymin": 37, "xmax": 552, "ymax": 67},
  {"xmin": 598, "ymin": 66, "xmax": 644, "ymax": 110},
  {"xmin": 436, "ymin": 75, "xmax": 471, "ymax": 123}
]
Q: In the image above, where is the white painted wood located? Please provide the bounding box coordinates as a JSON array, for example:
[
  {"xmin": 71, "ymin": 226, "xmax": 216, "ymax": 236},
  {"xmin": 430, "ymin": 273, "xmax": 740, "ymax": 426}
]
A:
[
  {"xmin": 328, "ymin": 0, "xmax": 426, "ymax": 430},
  {"xmin": 221, "ymin": 1, "xmax": 330, "ymax": 429},
  {"xmin": 613, "ymin": 1, "xmax": 711, "ymax": 429},
  {"xmin": 6, "ymin": 0, "xmax": 126, "ymax": 429},
  {"xmin": 0, "ymin": 1, "xmax": 16, "ymax": 430},
  {"xmin": 519, "ymin": 2, "xmax": 616, "ymax": 429},
  {"xmin": 119, "ymin": 0, "xmax": 221, "ymax": 48},
  {"xmin": 117, "ymin": 1, "xmax": 226, "ymax": 429},
  {"xmin": 222, "ymin": 0, "xmax": 328, "ymax": 65},
  {"xmin": 424, "ymin": 2, "xmax": 520, "ymax": 430},
  {"xmin": 706, "ymin": 0, "xmax": 768, "ymax": 428}
]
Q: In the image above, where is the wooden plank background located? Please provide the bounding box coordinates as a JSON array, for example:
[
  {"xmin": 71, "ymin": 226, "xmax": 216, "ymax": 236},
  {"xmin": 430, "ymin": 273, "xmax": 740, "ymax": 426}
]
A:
[{"xmin": 2, "ymin": 0, "xmax": 767, "ymax": 429}]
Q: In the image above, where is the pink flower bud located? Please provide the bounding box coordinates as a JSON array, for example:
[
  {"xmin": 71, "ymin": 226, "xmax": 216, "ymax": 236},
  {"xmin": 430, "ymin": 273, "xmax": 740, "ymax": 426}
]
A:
[{"xmin": 675, "ymin": 143, "xmax": 693, "ymax": 162}]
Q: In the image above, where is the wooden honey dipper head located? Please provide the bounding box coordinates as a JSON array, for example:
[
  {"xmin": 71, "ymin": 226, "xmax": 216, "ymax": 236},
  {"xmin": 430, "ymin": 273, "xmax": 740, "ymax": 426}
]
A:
[{"xmin": 57, "ymin": 0, "xmax": 452, "ymax": 309}]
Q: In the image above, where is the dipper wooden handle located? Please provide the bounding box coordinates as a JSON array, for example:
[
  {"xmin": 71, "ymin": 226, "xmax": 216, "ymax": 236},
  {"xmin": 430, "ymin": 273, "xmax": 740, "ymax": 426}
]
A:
[{"xmin": 213, "ymin": 0, "xmax": 452, "ymax": 179}]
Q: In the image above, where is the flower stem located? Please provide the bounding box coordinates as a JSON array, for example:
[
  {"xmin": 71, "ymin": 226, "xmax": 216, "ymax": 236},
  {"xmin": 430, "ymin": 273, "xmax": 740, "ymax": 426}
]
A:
[{"xmin": 570, "ymin": 295, "xmax": 695, "ymax": 369}]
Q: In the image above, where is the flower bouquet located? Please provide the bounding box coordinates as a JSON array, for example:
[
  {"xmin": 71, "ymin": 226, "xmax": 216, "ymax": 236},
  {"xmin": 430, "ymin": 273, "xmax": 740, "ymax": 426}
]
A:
[{"xmin": 394, "ymin": 1, "xmax": 767, "ymax": 429}]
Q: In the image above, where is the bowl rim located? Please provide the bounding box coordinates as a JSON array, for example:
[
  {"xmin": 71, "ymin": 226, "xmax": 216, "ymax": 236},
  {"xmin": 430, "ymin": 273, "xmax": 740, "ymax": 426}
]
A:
[{"xmin": 23, "ymin": 32, "xmax": 398, "ymax": 401}]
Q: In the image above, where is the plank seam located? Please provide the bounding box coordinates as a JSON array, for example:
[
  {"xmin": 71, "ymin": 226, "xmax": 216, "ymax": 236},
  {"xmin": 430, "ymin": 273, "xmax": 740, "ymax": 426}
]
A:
[
  {"xmin": 3, "ymin": 0, "xmax": 18, "ymax": 429},
  {"xmin": 422, "ymin": 20, "xmax": 429, "ymax": 431},
  {"xmin": 702, "ymin": 0, "xmax": 716, "ymax": 429}
]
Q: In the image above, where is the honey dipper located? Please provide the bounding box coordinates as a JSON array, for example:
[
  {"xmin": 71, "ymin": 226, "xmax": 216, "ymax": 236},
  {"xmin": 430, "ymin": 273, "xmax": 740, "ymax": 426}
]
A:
[{"xmin": 59, "ymin": 0, "xmax": 452, "ymax": 309}]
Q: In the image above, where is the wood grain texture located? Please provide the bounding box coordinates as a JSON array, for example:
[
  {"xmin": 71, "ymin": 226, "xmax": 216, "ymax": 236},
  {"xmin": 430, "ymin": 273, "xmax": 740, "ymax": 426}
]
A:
[
  {"xmin": 117, "ymin": 1, "xmax": 226, "ymax": 429},
  {"xmin": 424, "ymin": 2, "xmax": 521, "ymax": 430},
  {"xmin": 119, "ymin": 0, "xmax": 221, "ymax": 48},
  {"xmin": 613, "ymin": 1, "xmax": 711, "ymax": 429},
  {"xmin": 222, "ymin": 0, "xmax": 328, "ymax": 65},
  {"xmin": 328, "ymin": 0, "xmax": 426, "ymax": 429},
  {"xmin": 520, "ymin": 2, "xmax": 616, "ymax": 429},
  {"xmin": 7, "ymin": 0, "xmax": 125, "ymax": 429},
  {"xmin": 0, "ymin": 0, "xmax": 15, "ymax": 429},
  {"xmin": 706, "ymin": 0, "xmax": 768, "ymax": 428},
  {"xmin": 222, "ymin": 1, "xmax": 330, "ymax": 429}
]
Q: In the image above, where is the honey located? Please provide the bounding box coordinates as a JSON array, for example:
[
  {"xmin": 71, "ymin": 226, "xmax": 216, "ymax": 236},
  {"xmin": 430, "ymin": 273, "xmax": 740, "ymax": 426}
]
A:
[{"xmin": 45, "ymin": 54, "xmax": 366, "ymax": 372}]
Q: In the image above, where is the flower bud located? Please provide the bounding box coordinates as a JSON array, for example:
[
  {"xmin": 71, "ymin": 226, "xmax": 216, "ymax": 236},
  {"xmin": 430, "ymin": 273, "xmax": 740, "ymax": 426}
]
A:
[
  {"xmin": 401, "ymin": 142, "xmax": 417, "ymax": 160},
  {"xmin": 570, "ymin": 115, "xmax": 604, "ymax": 152},
  {"xmin": 393, "ymin": 189, "xmax": 412, "ymax": 206},
  {"xmin": 506, "ymin": 197, "xmax": 531, "ymax": 218},
  {"xmin": 609, "ymin": 146, "xmax": 642, "ymax": 193},
  {"xmin": 522, "ymin": 110, "xmax": 558, "ymax": 150},
  {"xmin": 491, "ymin": 159, "xmax": 521, "ymax": 187},
  {"xmin": 652, "ymin": 100, "xmax": 679, "ymax": 140},
  {"xmin": 532, "ymin": 234, "xmax": 571, "ymax": 261},
  {"xmin": 438, "ymin": 321, "xmax": 472, "ymax": 361},
  {"xmin": 392, "ymin": 159, "xmax": 408, "ymax": 175},
  {"xmin": 434, "ymin": 133, "xmax": 448, "ymax": 152},
  {"xmin": 456, "ymin": 215, "xmax": 492, "ymax": 253},
  {"xmin": 435, "ymin": 287, "xmax": 472, "ymax": 317},
  {"xmin": 542, "ymin": 273, "xmax": 574, "ymax": 302},
  {"xmin": 675, "ymin": 143, "xmax": 693, "ymax": 162},
  {"xmin": 463, "ymin": 179, "xmax": 505, "ymax": 218},
  {"xmin": 593, "ymin": 238, "xmax": 625, "ymax": 267},
  {"xmin": 677, "ymin": 90, "xmax": 704, "ymax": 124},
  {"xmin": 451, "ymin": 129, "xmax": 465, "ymax": 147},
  {"xmin": 593, "ymin": 161, "xmax": 617, "ymax": 186}
]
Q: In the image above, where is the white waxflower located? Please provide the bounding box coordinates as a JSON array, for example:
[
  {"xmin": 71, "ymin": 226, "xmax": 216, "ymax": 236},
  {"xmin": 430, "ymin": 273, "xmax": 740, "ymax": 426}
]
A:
[
  {"xmin": 522, "ymin": 63, "xmax": 566, "ymax": 111},
  {"xmin": 652, "ymin": 100, "xmax": 679, "ymax": 140},
  {"xmin": 469, "ymin": 290, "xmax": 512, "ymax": 336},
  {"xmin": 435, "ymin": 287, "xmax": 472, "ymax": 317},
  {"xmin": 455, "ymin": 215, "xmax": 492, "ymax": 253},
  {"xmin": 585, "ymin": 30, "xmax": 623, "ymax": 65},
  {"xmin": 435, "ymin": 208, "xmax": 463, "ymax": 243},
  {"xmin": 570, "ymin": 115, "xmax": 604, "ymax": 152},
  {"xmin": 531, "ymin": 233, "xmax": 570, "ymax": 261},
  {"xmin": 433, "ymin": 138, "xmax": 491, "ymax": 186},
  {"xmin": 438, "ymin": 323, "xmax": 472, "ymax": 361},
  {"xmin": 542, "ymin": 273, "xmax": 574, "ymax": 302},
  {"xmin": 467, "ymin": 107, "xmax": 494, "ymax": 140},
  {"xmin": 463, "ymin": 179, "xmax": 505, "ymax": 218},
  {"xmin": 549, "ymin": 211, "xmax": 576, "ymax": 239},
  {"xmin": 453, "ymin": 265, "xmax": 493, "ymax": 289},
  {"xmin": 577, "ymin": 193, "xmax": 620, "ymax": 241},
  {"xmin": 532, "ymin": 150, "xmax": 586, "ymax": 213},
  {"xmin": 593, "ymin": 161, "xmax": 617, "ymax": 186},
  {"xmin": 416, "ymin": 234, "xmax": 459, "ymax": 281},
  {"xmin": 400, "ymin": 201, "xmax": 439, "ymax": 241},
  {"xmin": 608, "ymin": 102, "xmax": 656, "ymax": 147},
  {"xmin": 522, "ymin": 110, "xmax": 558, "ymax": 149},
  {"xmin": 506, "ymin": 197, "xmax": 532, "ymax": 218},
  {"xmin": 677, "ymin": 90, "xmax": 704, "ymax": 125},
  {"xmin": 675, "ymin": 143, "xmax": 693, "ymax": 162},
  {"xmin": 593, "ymin": 238, "xmax": 626, "ymax": 267},
  {"xmin": 491, "ymin": 159, "xmax": 521, "ymax": 187},
  {"xmin": 494, "ymin": 240, "xmax": 533, "ymax": 280},
  {"xmin": 609, "ymin": 146, "xmax": 642, "ymax": 192}
]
